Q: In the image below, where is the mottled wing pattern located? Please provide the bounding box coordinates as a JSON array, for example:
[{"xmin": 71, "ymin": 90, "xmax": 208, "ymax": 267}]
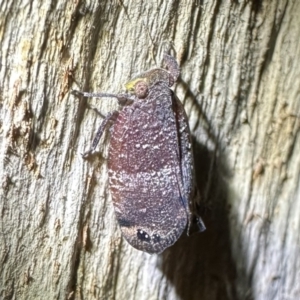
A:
[
  {"xmin": 171, "ymin": 94, "xmax": 194, "ymax": 214},
  {"xmin": 108, "ymin": 82, "xmax": 193, "ymax": 254}
]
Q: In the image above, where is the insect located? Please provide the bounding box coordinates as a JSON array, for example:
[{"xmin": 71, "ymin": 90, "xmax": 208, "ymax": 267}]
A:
[{"xmin": 72, "ymin": 54, "xmax": 205, "ymax": 254}]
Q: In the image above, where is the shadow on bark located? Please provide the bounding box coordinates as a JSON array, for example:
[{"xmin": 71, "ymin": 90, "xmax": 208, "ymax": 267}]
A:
[{"xmin": 160, "ymin": 139, "xmax": 242, "ymax": 300}]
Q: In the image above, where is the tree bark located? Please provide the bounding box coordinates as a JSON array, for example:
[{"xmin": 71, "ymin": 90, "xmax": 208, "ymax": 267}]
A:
[{"xmin": 1, "ymin": 1, "xmax": 299, "ymax": 299}]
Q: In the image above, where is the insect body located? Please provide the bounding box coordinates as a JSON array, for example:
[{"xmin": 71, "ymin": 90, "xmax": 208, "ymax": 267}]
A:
[{"xmin": 72, "ymin": 54, "xmax": 205, "ymax": 254}]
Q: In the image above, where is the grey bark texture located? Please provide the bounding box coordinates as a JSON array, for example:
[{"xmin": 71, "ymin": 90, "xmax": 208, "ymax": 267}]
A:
[{"xmin": 0, "ymin": 1, "xmax": 299, "ymax": 300}]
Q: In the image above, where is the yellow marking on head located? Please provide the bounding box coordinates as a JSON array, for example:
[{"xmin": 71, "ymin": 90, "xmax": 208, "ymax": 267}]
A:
[
  {"xmin": 125, "ymin": 68, "xmax": 171, "ymax": 93},
  {"xmin": 125, "ymin": 78, "xmax": 147, "ymax": 92}
]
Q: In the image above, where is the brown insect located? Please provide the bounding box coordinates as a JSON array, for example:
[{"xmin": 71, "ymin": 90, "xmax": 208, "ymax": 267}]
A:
[{"xmin": 72, "ymin": 54, "xmax": 205, "ymax": 254}]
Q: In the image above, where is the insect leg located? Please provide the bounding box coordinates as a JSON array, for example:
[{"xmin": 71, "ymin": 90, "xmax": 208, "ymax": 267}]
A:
[
  {"xmin": 72, "ymin": 90, "xmax": 121, "ymax": 99},
  {"xmin": 71, "ymin": 89, "xmax": 134, "ymax": 156},
  {"xmin": 196, "ymin": 217, "xmax": 206, "ymax": 232},
  {"xmin": 82, "ymin": 110, "xmax": 119, "ymax": 158},
  {"xmin": 71, "ymin": 90, "xmax": 133, "ymax": 106}
]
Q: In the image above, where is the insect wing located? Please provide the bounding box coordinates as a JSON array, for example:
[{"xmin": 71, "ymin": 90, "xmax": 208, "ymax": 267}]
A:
[
  {"xmin": 171, "ymin": 94, "xmax": 194, "ymax": 211},
  {"xmin": 108, "ymin": 83, "xmax": 191, "ymax": 253}
]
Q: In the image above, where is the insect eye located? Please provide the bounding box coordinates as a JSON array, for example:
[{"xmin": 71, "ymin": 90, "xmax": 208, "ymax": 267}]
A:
[
  {"xmin": 137, "ymin": 229, "xmax": 151, "ymax": 242},
  {"xmin": 135, "ymin": 81, "xmax": 149, "ymax": 99}
]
